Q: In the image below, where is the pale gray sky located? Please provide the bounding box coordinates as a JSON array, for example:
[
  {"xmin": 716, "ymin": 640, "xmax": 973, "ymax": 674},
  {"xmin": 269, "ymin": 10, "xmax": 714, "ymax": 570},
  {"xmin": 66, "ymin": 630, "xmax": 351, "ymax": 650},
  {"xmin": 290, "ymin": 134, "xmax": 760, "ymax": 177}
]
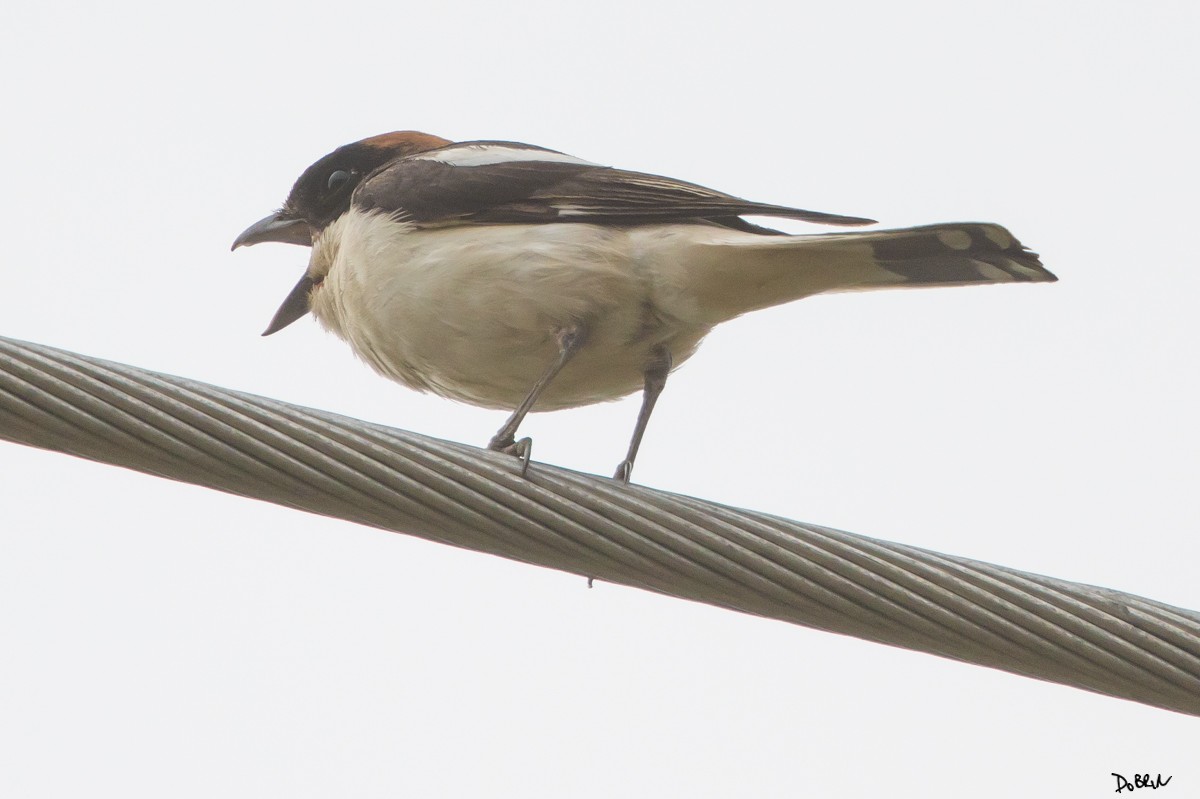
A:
[{"xmin": 2, "ymin": 2, "xmax": 1197, "ymax": 796}]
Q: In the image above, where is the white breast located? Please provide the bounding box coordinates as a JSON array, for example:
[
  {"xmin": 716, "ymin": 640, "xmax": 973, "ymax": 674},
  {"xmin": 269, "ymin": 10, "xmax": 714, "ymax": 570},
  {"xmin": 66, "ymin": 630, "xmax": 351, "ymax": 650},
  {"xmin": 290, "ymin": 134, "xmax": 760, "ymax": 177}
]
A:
[{"xmin": 306, "ymin": 210, "xmax": 714, "ymax": 410}]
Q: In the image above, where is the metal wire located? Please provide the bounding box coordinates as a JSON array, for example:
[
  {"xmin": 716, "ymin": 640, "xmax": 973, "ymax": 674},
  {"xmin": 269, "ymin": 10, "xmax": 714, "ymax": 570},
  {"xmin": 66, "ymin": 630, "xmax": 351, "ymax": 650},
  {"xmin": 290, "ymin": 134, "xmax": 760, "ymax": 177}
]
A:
[{"xmin": 2, "ymin": 334, "xmax": 1198, "ymax": 715}]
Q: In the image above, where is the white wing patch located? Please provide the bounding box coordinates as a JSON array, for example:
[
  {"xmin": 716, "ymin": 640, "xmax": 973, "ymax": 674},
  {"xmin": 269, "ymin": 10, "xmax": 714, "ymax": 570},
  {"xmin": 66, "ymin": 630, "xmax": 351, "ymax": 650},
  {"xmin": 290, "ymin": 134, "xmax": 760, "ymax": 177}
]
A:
[{"xmin": 412, "ymin": 143, "xmax": 600, "ymax": 168}]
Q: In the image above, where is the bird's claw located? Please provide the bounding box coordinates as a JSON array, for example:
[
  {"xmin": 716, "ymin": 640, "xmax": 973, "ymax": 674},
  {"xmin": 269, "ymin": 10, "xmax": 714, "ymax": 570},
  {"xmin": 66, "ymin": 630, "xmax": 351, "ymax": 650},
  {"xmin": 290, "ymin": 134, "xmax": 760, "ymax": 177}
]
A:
[
  {"xmin": 613, "ymin": 459, "xmax": 634, "ymax": 484},
  {"xmin": 489, "ymin": 435, "xmax": 533, "ymax": 478}
]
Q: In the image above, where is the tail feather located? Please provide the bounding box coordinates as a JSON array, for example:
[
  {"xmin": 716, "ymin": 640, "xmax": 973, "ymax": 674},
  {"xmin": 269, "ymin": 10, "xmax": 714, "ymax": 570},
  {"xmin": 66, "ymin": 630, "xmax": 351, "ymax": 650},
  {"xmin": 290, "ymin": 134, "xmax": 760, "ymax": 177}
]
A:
[
  {"xmin": 854, "ymin": 223, "xmax": 1055, "ymax": 288},
  {"xmin": 672, "ymin": 222, "xmax": 1056, "ymax": 323}
]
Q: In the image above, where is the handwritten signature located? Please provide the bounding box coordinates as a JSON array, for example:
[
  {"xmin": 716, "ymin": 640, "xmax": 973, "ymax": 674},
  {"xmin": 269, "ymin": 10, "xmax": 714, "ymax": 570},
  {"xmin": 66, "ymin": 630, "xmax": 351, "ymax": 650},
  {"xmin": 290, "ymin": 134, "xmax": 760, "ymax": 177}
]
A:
[{"xmin": 1113, "ymin": 773, "xmax": 1172, "ymax": 793}]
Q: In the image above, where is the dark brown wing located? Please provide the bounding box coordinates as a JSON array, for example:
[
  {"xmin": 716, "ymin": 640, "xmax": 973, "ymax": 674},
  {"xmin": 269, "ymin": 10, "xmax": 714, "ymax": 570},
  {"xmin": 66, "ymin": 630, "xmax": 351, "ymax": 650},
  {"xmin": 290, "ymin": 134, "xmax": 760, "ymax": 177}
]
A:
[{"xmin": 351, "ymin": 141, "xmax": 875, "ymax": 229}]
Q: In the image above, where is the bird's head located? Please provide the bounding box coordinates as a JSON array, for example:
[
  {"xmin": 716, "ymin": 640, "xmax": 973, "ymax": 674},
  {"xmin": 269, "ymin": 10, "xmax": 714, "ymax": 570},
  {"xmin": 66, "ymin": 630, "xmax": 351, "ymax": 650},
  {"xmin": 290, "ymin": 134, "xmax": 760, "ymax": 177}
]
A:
[
  {"xmin": 232, "ymin": 131, "xmax": 450, "ymax": 250},
  {"xmin": 231, "ymin": 131, "xmax": 451, "ymax": 334}
]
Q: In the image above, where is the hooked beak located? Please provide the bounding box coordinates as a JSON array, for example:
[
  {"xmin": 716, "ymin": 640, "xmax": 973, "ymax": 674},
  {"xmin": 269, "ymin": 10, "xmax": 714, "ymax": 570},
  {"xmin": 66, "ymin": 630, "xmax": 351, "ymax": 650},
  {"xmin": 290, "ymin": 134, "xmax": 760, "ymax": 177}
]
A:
[
  {"xmin": 231, "ymin": 212, "xmax": 313, "ymax": 250},
  {"xmin": 262, "ymin": 273, "xmax": 318, "ymax": 336},
  {"xmin": 233, "ymin": 211, "xmax": 319, "ymax": 335}
]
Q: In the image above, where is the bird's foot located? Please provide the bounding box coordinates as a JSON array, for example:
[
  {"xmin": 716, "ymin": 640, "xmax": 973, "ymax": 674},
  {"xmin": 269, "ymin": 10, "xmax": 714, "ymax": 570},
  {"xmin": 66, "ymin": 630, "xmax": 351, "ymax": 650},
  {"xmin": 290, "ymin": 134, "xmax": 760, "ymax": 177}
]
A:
[
  {"xmin": 488, "ymin": 434, "xmax": 533, "ymax": 478},
  {"xmin": 613, "ymin": 459, "xmax": 634, "ymax": 484}
]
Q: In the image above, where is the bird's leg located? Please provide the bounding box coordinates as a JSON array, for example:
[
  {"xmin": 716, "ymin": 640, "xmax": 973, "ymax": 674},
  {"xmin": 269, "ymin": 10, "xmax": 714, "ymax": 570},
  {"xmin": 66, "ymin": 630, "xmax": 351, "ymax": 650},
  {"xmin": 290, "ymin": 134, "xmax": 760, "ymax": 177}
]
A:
[
  {"xmin": 614, "ymin": 345, "xmax": 672, "ymax": 484},
  {"xmin": 488, "ymin": 324, "xmax": 588, "ymax": 474}
]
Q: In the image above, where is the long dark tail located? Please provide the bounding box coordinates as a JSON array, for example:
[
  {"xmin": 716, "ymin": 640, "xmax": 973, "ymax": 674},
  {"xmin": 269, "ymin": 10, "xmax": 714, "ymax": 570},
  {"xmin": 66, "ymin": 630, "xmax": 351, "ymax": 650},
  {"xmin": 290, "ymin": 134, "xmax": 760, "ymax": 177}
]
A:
[
  {"xmin": 846, "ymin": 223, "xmax": 1055, "ymax": 289},
  {"xmin": 685, "ymin": 222, "xmax": 1056, "ymax": 322}
]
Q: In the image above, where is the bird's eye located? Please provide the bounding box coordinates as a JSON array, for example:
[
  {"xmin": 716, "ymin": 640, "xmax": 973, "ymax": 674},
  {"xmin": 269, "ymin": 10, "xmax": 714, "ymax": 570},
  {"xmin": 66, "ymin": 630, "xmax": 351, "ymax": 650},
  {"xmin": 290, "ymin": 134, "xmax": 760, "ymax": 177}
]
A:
[{"xmin": 326, "ymin": 170, "xmax": 352, "ymax": 192}]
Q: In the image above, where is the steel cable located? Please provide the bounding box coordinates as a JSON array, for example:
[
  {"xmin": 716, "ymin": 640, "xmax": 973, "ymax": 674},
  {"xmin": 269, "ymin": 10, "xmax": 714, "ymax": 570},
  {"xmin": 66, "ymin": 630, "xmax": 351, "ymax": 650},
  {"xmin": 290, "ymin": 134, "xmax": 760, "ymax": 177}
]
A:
[{"xmin": 2, "ymin": 335, "xmax": 1198, "ymax": 715}]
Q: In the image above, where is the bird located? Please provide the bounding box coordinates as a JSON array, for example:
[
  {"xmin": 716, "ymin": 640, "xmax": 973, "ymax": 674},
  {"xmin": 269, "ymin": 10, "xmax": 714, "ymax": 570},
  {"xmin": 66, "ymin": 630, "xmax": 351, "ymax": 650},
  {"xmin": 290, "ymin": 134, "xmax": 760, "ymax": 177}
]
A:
[{"xmin": 232, "ymin": 131, "xmax": 1056, "ymax": 482}]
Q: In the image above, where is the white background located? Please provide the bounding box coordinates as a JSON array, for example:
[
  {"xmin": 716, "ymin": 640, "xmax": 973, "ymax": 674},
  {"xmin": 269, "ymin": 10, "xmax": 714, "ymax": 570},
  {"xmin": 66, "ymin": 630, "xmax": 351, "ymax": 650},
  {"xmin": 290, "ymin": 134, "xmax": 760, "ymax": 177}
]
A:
[{"xmin": 2, "ymin": 2, "xmax": 1197, "ymax": 796}]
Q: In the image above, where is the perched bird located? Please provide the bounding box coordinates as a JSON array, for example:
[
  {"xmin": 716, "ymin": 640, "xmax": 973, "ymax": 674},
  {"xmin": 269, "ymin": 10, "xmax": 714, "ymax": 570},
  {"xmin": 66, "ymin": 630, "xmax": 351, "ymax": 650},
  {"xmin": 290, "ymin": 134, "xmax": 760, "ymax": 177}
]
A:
[{"xmin": 233, "ymin": 131, "xmax": 1055, "ymax": 482}]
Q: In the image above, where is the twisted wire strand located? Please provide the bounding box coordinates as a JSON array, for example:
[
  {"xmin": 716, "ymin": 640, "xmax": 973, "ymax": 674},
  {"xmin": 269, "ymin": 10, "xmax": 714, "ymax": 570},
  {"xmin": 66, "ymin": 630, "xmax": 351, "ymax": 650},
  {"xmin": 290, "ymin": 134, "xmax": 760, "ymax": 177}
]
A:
[{"xmin": 2, "ymin": 335, "xmax": 1198, "ymax": 715}]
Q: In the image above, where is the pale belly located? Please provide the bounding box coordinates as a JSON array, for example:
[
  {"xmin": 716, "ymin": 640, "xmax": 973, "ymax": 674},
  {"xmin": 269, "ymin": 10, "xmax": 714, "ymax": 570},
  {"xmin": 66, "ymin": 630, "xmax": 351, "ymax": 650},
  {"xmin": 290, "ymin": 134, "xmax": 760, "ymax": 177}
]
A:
[{"xmin": 307, "ymin": 213, "xmax": 712, "ymax": 410}]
